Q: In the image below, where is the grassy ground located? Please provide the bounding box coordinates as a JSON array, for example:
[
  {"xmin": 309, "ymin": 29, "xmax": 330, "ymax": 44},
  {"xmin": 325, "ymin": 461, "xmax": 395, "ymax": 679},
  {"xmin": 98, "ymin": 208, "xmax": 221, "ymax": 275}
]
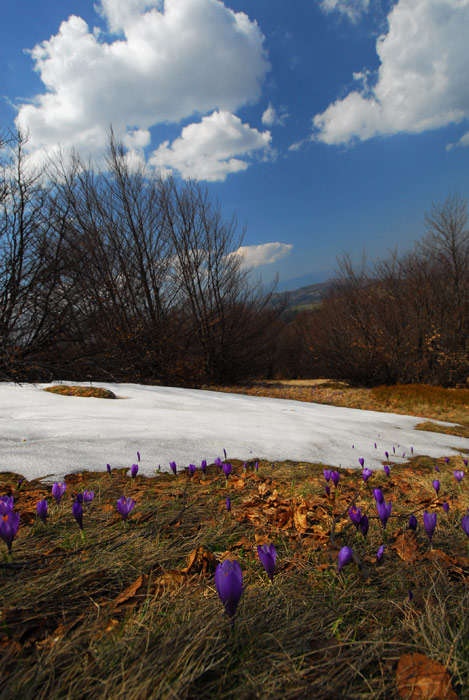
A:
[{"xmin": 1, "ymin": 383, "xmax": 469, "ymax": 698}]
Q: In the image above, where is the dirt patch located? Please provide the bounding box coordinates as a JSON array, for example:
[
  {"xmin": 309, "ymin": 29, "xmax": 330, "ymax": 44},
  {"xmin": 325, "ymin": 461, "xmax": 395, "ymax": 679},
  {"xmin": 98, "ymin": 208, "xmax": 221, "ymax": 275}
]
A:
[{"xmin": 44, "ymin": 385, "xmax": 116, "ymax": 399}]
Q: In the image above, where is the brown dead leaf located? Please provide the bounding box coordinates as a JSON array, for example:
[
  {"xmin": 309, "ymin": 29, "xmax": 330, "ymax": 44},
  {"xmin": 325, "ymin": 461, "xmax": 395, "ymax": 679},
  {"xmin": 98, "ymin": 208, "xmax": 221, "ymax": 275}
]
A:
[
  {"xmin": 293, "ymin": 505, "xmax": 308, "ymax": 533},
  {"xmin": 425, "ymin": 549, "xmax": 469, "ymax": 580},
  {"xmin": 114, "ymin": 575, "xmax": 145, "ymax": 607},
  {"xmin": 257, "ymin": 482, "xmax": 271, "ymax": 498},
  {"xmin": 392, "ymin": 530, "xmax": 421, "ymax": 564},
  {"xmin": 180, "ymin": 546, "xmax": 217, "ymax": 575},
  {"xmin": 396, "ymin": 652, "xmax": 458, "ymax": 699}
]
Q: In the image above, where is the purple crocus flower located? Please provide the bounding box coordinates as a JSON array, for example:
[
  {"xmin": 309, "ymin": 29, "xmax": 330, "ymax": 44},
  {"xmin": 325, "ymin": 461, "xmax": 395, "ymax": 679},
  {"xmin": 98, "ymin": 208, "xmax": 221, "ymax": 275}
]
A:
[
  {"xmin": 74, "ymin": 493, "xmax": 84, "ymax": 504},
  {"xmin": 411, "ymin": 446, "xmax": 414, "ymax": 454},
  {"xmin": 223, "ymin": 448, "xmax": 227, "ymax": 460},
  {"xmin": 323, "ymin": 469, "xmax": 331, "ymax": 482},
  {"xmin": 385, "ymin": 451, "xmax": 389, "ymax": 460},
  {"xmin": 107, "ymin": 463, "xmax": 112, "ymax": 477},
  {"xmin": 200, "ymin": 459, "xmax": 207, "ymax": 475},
  {"xmin": 444, "ymin": 457, "xmax": 449, "ymax": 464},
  {"xmin": 374, "ymin": 443, "xmax": 377, "ymax": 449},
  {"xmin": 222, "ymin": 463, "xmax": 232, "ymax": 478},
  {"xmin": 0, "ymin": 511, "xmax": 20, "ymax": 553},
  {"xmin": 215, "ymin": 560, "xmax": 243, "ymax": 618},
  {"xmin": 360, "ymin": 514, "xmax": 369, "ymax": 537},
  {"xmin": 442, "ymin": 502, "xmax": 449, "ymax": 513},
  {"xmin": 130, "ymin": 464, "xmax": 138, "ymax": 479},
  {"xmin": 454, "ymin": 470, "xmax": 464, "ymax": 483},
  {"xmin": 254, "ymin": 461, "xmax": 259, "ymax": 472},
  {"xmin": 187, "ymin": 464, "xmax": 196, "ymax": 477},
  {"xmin": 116, "ymin": 496, "xmax": 135, "ymax": 522},
  {"xmin": 331, "ymin": 471, "xmax": 340, "ymax": 488},
  {"xmin": 376, "ymin": 500, "xmax": 392, "ymax": 529},
  {"xmin": 461, "ymin": 515, "xmax": 469, "ymax": 537},
  {"xmin": 358, "ymin": 457, "xmax": 365, "ymax": 468},
  {"xmin": 337, "ymin": 546, "xmax": 354, "ymax": 572},
  {"xmin": 376, "ymin": 544, "xmax": 385, "ymax": 562},
  {"xmin": 432, "ymin": 479, "xmax": 440, "ymax": 496},
  {"xmin": 169, "ymin": 461, "xmax": 177, "ymax": 475},
  {"xmin": 37, "ymin": 499, "xmax": 48, "ymax": 524},
  {"xmin": 52, "ymin": 482, "xmax": 66, "ymax": 505},
  {"xmin": 463, "ymin": 459, "xmax": 468, "ymax": 468},
  {"xmin": 393, "ymin": 446, "xmax": 396, "ymax": 454},
  {"xmin": 383, "ymin": 465, "xmax": 390, "ymax": 477},
  {"xmin": 83, "ymin": 490, "xmax": 94, "ymax": 503},
  {"xmin": 73, "ymin": 501, "xmax": 84, "ymax": 530},
  {"xmin": 434, "ymin": 463, "xmax": 440, "ymax": 473},
  {"xmin": 325, "ymin": 485, "xmax": 331, "ymax": 497},
  {"xmin": 408, "ymin": 514, "xmax": 417, "ymax": 531},
  {"xmin": 226, "ymin": 496, "xmax": 231, "ymax": 512},
  {"xmin": 214, "ymin": 457, "xmax": 222, "ymax": 468},
  {"xmin": 373, "ymin": 488, "xmax": 384, "ymax": 504},
  {"xmin": 0, "ymin": 496, "xmax": 14, "ymax": 516},
  {"xmin": 137, "ymin": 451, "xmax": 141, "ymax": 462},
  {"xmin": 423, "ymin": 510, "xmax": 437, "ymax": 542},
  {"xmin": 349, "ymin": 507, "xmax": 362, "ymax": 529},
  {"xmin": 257, "ymin": 543, "xmax": 277, "ymax": 581},
  {"xmin": 362, "ymin": 468, "xmax": 373, "ymax": 483}
]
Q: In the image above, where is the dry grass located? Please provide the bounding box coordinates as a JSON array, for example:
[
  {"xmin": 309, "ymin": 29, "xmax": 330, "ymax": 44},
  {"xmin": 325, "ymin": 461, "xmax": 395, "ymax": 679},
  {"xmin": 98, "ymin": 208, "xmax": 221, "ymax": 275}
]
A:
[
  {"xmin": 44, "ymin": 385, "xmax": 117, "ymax": 399},
  {"xmin": 1, "ymin": 452, "xmax": 469, "ymax": 699}
]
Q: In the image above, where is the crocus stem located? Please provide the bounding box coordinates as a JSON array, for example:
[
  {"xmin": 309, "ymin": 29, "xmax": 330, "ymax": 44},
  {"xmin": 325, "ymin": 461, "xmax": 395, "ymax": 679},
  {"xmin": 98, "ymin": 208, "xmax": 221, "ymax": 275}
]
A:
[{"xmin": 80, "ymin": 530, "xmax": 86, "ymax": 542}]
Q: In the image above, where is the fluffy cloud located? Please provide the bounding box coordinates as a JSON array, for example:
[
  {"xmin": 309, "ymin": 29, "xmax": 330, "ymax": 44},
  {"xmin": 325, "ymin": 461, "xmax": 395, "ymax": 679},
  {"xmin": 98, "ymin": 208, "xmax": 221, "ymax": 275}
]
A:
[
  {"xmin": 231, "ymin": 242, "xmax": 293, "ymax": 269},
  {"xmin": 16, "ymin": 0, "xmax": 269, "ymax": 164},
  {"xmin": 313, "ymin": 0, "xmax": 469, "ymax": 145},
  {"xmin": 149, "ymin": 111, "xmax": 272, "ymax": 181},
  {"xmin": 319, "ymin": 0, "xmax": 371, "ymax": 22},
  {"xmin": 261, "ymin": 103, "xmax": 288, "ymax": 126}
]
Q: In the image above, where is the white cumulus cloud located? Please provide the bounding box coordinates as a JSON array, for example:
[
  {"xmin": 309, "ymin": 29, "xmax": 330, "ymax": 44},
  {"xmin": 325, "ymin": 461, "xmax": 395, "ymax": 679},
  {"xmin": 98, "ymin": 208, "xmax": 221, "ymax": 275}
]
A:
[
  {"xmin": 231, "ymin": 242, "xmax": 293, "ymax": 269},
  {"xmin": 149, "ymin": 111, "xmax": 272, "ymax": 181},
  {"xmin": 313, "ymin": 0, "xmax": 469, "ymax": 145},
  {"xmin": 15, "ymin": 0, "xmax": 270, "ymax": 165}
]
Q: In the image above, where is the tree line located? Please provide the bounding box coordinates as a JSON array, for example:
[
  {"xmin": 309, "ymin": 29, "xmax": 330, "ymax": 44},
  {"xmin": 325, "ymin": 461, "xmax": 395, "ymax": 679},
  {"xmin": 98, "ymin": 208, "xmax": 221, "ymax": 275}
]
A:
[
  {"xmin": 1, "ymin": 128, "xmax": 467, "ymax": 387},
  {"xmin": 0, "ymin": 130, "xmax": 279, "ymax": 385}
]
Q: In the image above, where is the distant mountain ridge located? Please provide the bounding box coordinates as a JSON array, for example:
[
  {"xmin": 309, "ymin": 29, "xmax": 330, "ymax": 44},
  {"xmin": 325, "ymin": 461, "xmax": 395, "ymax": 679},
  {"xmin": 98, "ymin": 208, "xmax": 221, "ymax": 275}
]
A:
[{"xmin": 270, "ymin": 279, "xmax": 334, "ymax": 314}]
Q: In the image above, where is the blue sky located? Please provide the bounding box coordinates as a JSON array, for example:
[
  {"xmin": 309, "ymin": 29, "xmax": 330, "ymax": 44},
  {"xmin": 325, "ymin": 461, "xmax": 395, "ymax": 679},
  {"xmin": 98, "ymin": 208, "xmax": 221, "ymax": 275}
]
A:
[{"xmin": 2, "ymin": 0, "xmax": 469, "ymax": 289}]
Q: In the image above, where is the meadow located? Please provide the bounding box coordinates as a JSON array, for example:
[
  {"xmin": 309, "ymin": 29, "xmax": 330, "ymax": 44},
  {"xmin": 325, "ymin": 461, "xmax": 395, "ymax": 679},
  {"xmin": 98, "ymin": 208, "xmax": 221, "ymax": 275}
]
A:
[{"xmin": 1, "ymin": 382, "xmax": 469, "ymax": 699}]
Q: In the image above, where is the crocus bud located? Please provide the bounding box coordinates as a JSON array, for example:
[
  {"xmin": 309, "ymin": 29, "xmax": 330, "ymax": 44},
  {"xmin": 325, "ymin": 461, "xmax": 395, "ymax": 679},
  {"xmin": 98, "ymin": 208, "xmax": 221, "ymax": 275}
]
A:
[
  {"xmin": 323, "ymin": 469, "xmax": 331, "ymax": 482},
  {"xmin": 360, "ymin": 514, "xmax": 369, "ymax": 537},
  {"xmin": 331, "ymin": 471, "xmax": 340, "ymax": 488},
  {"xmin": 37, "ymin": 499, "xmax": 48, "ymax": 524},
  {"xmin": 187, "ymin": 464, "xmax": 196, "ymax": 477},
  {"xmin": 52, "ymin": 482, "xmax": 66, "ymax": 505},
  {"xmin": 349, "ymin": 507, "xmax": 362, "ymax": 529},
  {"xmin": 376, "ymin": 544, "xmax": 385, "ymax": 562},
  {"xmin": 214, "ymin": 457, "xmax": 222, "ymax": 468},
  {"xmin": 130, "ymin": 464, "xmax": 138, "ymax": 479},
  {"xmin": 222, "ymin": 463, "xmax": 232, "ymax": 479},
  {"xmin": 373, "ymin": 488, "xmax": 384, "ymax": 504},
  {"xmin": 358, "ymin": 458, "xmax": 364, "ymax": 468},
  {"xmin": 73, "ymin": 501, "xmax": 83, "ymax": 530},
  {"xmin": 226, "ymin": 497, "xmax": 231, "ymax": 512},
  {"xmin": 137, "ymin": 451, "xmax": 141, "ymax": 462},
  {"xmin": 201, "ymin": 460, "xmax": 207, "ymax": 474},
  {"xmin": 442, "ymin": 502, "xmax": 449, "ymax": 513},
  {"xmin": 0, "ymin": 511, "xmax": 20, "ymax": 553},
  {"xmin": 257, "ymin": 543, "xmax": 276, "ymax": 581},
  {"xmin": 362, "ymin": 468, "xmax": 373, "ymax": 483},
  {"xmin": 461, "ymin": 515, "xmax": 469, "ymax": 537},
  {"xmin": 432, "ymin": 479, "xmax": 440, "ymax": 495},
  {"xmin": 385, "ymin": 451, "xmax": 389, "ymax": 460},
  {"xmin": 325, "ymin": 485, "xmax": 331, "ymax": 497},
  {"xmin": 383, "ymin": 465, "xmax": 390, "ymax": 477},
  {"xmin": 116, "ymin": 496, "xmax": 135, "ymax": 522},
  {"xmin": 408, "ymin": 514, "xmax": 417, "ymax": 531},
  {"xmin": 423, "ymin": 510, "xmax": 437, "ymax": 542},
  {"xmin": 169, "ymin": 461, "xmax": 177, "ymax": 475},
  {"xmin": 107, "ymin": 463, "xmax": 112, "ymax": 477},
  {"xmin": 337, "ymin": 546, "xmax": 354, "ymax": 572},
  {"xmin": 0, "ymin": 496, "xmax": 14, "ymax": 516},
  {"xmin": 215, "ymin": 560, "xmax": 243, "ymax": 618},
  {"xmin": 376, "ymin": 500, "xmax": 392, "ymax": 529}
]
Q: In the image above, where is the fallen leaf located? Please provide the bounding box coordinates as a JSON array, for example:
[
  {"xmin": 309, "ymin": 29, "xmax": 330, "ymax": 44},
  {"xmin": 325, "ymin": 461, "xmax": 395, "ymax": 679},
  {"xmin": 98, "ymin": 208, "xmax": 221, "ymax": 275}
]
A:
[
  {"xmin": 396, "ymin": 652, "xmax": 458, "ymax": 699},
  {"xmin": 392, "ymin": 530, "xmax": 421, "ymax": 564},
  {"xmin": 180, "ymin": 546, "xmax": 217, "ymax": 575}
]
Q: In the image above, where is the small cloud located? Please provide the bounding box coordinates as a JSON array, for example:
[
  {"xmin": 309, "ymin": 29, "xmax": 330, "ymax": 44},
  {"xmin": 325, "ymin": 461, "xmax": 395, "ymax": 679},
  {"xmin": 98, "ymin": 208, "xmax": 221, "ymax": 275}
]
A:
[
  {"xmin": 262, "ymin": 102, "xmax": 288, "ymax": 127},
  {"xmin": 149, "ymin": 110, "xmax": 272, "ymax": 182},
  {"xmin": 231, "ymin": 242, "xmax": 293, "ymax": 269},
  {"xmin": 446, "ymin": 130, "xmax": 469, "ymax": 150},
  {"xmin": 319, "ymin": 0, "xmax": 371, "ymax": 23}
]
